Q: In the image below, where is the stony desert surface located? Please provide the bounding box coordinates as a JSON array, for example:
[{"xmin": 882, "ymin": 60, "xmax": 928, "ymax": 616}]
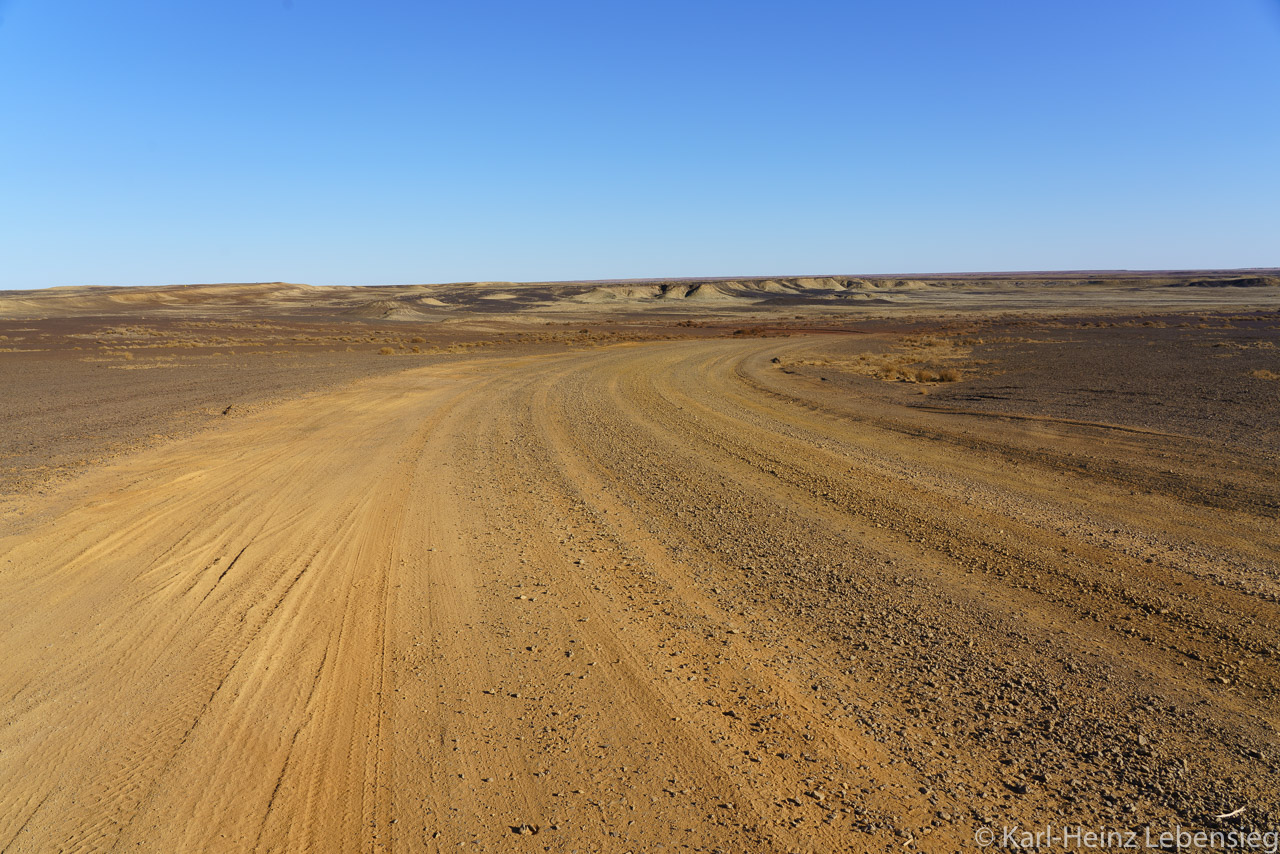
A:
[{"xmin": 1, "ymin": 272, "xmax": 1278, "ymax": 852}]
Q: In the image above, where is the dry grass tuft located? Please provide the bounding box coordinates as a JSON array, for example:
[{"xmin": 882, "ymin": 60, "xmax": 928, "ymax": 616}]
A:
[
  {"xmin": 783, "ymin": 335, "xmax": 971, "ymax": 385},
  {"xmin": 377, "ymin": 347, "xmax": 395, "ymax": 355}
]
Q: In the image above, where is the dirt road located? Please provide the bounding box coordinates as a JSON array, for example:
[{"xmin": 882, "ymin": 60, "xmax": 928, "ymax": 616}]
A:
[{"xmin": 2, "ymin": 335, "xmax": 1277, "ymax": 852}]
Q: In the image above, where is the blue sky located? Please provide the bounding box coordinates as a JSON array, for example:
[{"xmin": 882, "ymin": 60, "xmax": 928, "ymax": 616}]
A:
[{"xmin": 1, "ymin": 0, "xmax": 1277, "ymax": 288}]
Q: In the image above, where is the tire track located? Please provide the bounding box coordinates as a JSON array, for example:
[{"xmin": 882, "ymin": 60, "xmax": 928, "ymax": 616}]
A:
[{"xmin": 0, "ymin": 337, "xmax": 1275, "ymax": 853}]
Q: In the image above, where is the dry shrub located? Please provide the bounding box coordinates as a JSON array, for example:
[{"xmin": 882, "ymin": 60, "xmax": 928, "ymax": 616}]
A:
[
  {"xmin": 410, "ymin": 336, "xmax": 426, "ymax": 343},
  {"xmin": 1251, "ymin": 369, "xmax": 1280, "ymax": 381},
  {"xmin": 377, "ymin": 347, "xmax": 395, "ymax": 355},
  {"xmin": 783, "ymin": 332, "xmax": 972, "ymax": 386}
]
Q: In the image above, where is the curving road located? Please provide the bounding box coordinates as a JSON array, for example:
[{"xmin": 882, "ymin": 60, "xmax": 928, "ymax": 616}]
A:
[{"xmin": 1, "ymin": 336, "xmax": 1277, "ymax": 852}]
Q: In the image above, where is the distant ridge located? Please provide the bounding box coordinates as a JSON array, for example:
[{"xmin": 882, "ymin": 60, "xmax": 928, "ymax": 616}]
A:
[{"xmin": 1, "ymin": 270, "xmax": 1276, "ymax": 319}]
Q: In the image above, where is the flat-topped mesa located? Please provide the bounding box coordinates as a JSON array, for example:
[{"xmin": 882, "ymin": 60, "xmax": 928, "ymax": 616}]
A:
[
  {"xmin": 2, "ymin": 269, "xmax": 1277, "ymax": 319},
  {"xmin": 0, "ymin": 281, "xmax": 321, "ymax": 317}
]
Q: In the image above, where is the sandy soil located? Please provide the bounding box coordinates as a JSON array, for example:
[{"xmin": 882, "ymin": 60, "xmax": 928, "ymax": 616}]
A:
[{"xmin": 1, "ymin": 279, "xmax": 1278, "ymax": 852}]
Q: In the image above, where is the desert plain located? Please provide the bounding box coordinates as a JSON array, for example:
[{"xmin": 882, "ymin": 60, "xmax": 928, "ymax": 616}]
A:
[{"xmin": 1, "ymin": 271, "xmax": 1278, "ymax": 853}]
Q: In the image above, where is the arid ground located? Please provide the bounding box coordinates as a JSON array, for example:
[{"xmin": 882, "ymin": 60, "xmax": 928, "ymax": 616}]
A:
[{"xmin": 1, "ymin": 272, "xmax": 1278, "ymax": 852}]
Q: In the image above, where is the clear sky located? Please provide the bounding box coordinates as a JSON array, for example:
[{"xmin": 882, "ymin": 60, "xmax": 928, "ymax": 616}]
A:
[{"xmin": 1, "ymin": 0, "xmax": 1278, "ymax": 288}]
